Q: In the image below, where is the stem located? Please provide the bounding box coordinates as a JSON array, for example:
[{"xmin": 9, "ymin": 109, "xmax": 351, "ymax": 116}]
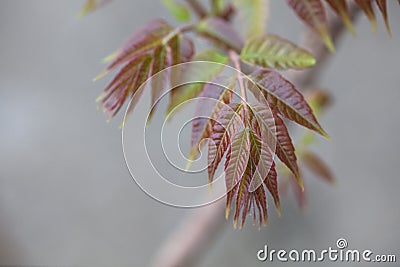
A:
[
  {"xmin": 228, "ymin": 50, "xmax": 247, "ymax": 101},
  {"xmin": 162, "ymin": 23, "xmax": 196, "ymax": 45},
  {"xmin": 186, "ymin": 0, "xmax": 207, "ymax": 19}
]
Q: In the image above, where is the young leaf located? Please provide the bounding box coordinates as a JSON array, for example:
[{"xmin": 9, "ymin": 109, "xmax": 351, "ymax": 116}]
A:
[
  {"xmin": 354, "ymin": 0, "xmax": 377, "ymax": 33},
  {"xmin": 162, "ymin": 0, "xmax": 191, "ymax": 22},
  {"xmin": 103, "ymin": 20, "xmax": 173, "ymax": 78},
  {"xmin": 233, "ymin": 158, "xmax": 253, "ymax": 228},
  {"xmin": 240, "ymin": 35, "xmax": 316, "ymax": 70},
  {"xmin": 232, "ymin": 0, "xmax": 269, "ymax": 38},
  {"xmin": 208, "ymin": 103, "xmax": 243, "ymax": 184},
  {"xmin": 301, "ymin": 150, "xmax": 334, "ymax": 183},
  {"xmin": 286, "ymin": 0, "xmax": 335, "ymax": 52},
  {"xmin": 167, "ymin": 50, "xmax": 228, "ymax": 116},
  {"xmin": 249, "ymin": 103, "xmax": 301, "ymax": 185},
  {"xmin": 376, "ymin": 0, "xmax": 391, "ymax": 36},
  {"xmin": 263, "ymin": 161, "xmax": 280, "ymax": 215},
  {"xmin": 99, "ymin": 55, "xmax": 152, "ymax": 119},
  {"xmin": 324, "ymin": 0, "xmax": 355, "ymax": 36},
  {"xmin": 196, "ymin": 17, "xmax": 244, "ymax": 52},
  {"xmin": 188, "ymin": 77, "xmax": 235, "ymax": 164},
  {"xmin": 248, "ymin": 69, "xmax": 328, "ymax": 137}
]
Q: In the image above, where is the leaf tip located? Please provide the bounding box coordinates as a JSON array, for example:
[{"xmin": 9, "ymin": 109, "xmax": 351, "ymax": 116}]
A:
[{"xmin": 93, "ymin": 70, "xmax": 108, "ymax": 81}]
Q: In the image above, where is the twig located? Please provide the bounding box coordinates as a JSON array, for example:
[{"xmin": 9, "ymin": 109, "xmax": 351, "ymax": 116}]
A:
[{"xmin": 151, "ymin": 5, "xmax": 361, "ymax": 267}]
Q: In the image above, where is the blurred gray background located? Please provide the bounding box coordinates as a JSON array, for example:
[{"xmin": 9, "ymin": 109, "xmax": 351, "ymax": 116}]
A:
[{"xmin": 0, "ymin": 0, "xmax": 399, "ymax": 266}]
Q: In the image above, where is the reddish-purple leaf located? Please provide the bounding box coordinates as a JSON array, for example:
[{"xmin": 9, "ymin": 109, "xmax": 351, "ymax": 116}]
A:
[
  {"xmin": 101, "ymin": 20, "xmax": 173, "ymax": 76},
  {"xmin": 355, "ymin": 0, "xmax": 377, "ymax": 33},
  {"xmin": 233, "ymin": 158, "xmax": 253, "ymax": 228},
  {"xmin": 249, "ymin": 103, "xmax": 301, "ymax": 183},
  {"xmin": 324, "ymin": 0, "xmax": 355, "ymax": 35},
  {"xmin": 208, "ymin": 103, "xmax": 243, "ymax": 184},
  {"xmin": 287, "ymin": 0, "xmax": 334, "ymax": 52},
  {"xmin": 249, "ymin": 69, "xmax": 328, "ymax": 137},
  {"xmin": 302, "ymin": 150, "xmax": 334, "ymax": 183},
  {"xmin": 264, "ymin": 162, "xmax": 280, "ymax": 215},
  {"xmin": 376, "ymin": 0, "xmax": 391, "ymax": 36},
  {"xmin": 99, "ymin": 55, "xmax": 152, "ymax": 119}
]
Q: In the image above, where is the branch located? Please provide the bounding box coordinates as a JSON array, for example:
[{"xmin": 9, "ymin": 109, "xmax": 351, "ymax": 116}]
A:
[{"xmin": 151, "ymin": 5, "xmax": 361, "ymax": 267}]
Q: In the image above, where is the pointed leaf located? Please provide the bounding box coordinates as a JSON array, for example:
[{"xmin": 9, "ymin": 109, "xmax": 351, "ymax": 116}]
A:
[
  {"xmin": 120, "ymin": 56, "xmax": 153, "ymax": 118},
  {"xmin": 232, "ymin": 0, "xmax": 269, "ymax": 38},
  {"xmin": 376, "ymin": 0, "xmax": 391, "ymax": 36},
  {"xmin": 248, "ymin": 69, "xmax": 328, "ymax": 137},
  {"xmin": 240, "ymin": 35, "xmax": 316, "ymax": 70},
  {"xmin": 225, "ymin": 129, "xmax": 251, "ymax": 205},
  {"xmin": 162, "ymin": 0, "xmax": 191, "ymax": 22},
  {"xmin": 355, "ymin": 0, "xmax": 377, "ymax": 33},
  {"xmin": 324, "ymin": 0, "xmax": 355, "ymax": 36},
  {"xmin": 99, "ymin": 55, "xmax": 152, "ymax": 119},
  {"xmin": 99, "ymin": 20, "xmax": 173, "ymax": 77},
  {"xmin": 249, "ymin": 103, "xmax": 301, "ymax": 184},
  {"xmin": 264, "ymin": 162, "xmax": 280, "ymax": 215},
  {"xmin": 208, "ymin": 103, "xmax": 243, "ymax": 184},
  {"xmin": 196, "ymin": 17, "xmax": 244, "ymax": 52},
  {"xmin": 233, "ymin": 158, "xmax": 253, "ymax": 228},
  {"xmin": 302, "ymin": 150, "xmax": 334, "ymax": 183},
  {"xmin": 287, "ymin": 0, "xmax": 334, "ymax": 52}
]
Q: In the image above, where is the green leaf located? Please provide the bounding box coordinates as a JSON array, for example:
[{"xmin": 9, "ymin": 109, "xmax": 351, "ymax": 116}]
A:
[
  {"xmin": 287, "ymin": 0, "xmax": 335, "ymax": 52},
  {"xmin": 162, "ymin": 0, "xmax": 191, "ymax": 22},
  {"xmin": 166, "ymin": 50, "xmax": 228, "ymax": 116},
  {"xmin": 248, "ymin": 69, "xmax": 328, "ymax": 137},
  {"xmin": 240, "ymin": 35, "xmax": 316, "ymax": 70},
  {"xmin": 232, "ymin": 0, "xmax": 269, "ymax": 38},
  {"xmin": 196, "ymin": 17, "xmax": 244, "ymax": 52}
]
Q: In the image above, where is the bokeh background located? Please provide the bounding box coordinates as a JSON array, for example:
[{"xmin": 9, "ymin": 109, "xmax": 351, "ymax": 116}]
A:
[{"xmin": 0, "ymin": 0, "xmax": 399, "ymax": 266}]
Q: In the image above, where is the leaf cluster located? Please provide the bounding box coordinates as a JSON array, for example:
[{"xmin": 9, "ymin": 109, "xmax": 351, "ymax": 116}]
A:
[{"xmin": 86, "ymin": 0, "xmax": 395, "ymax": 228}]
